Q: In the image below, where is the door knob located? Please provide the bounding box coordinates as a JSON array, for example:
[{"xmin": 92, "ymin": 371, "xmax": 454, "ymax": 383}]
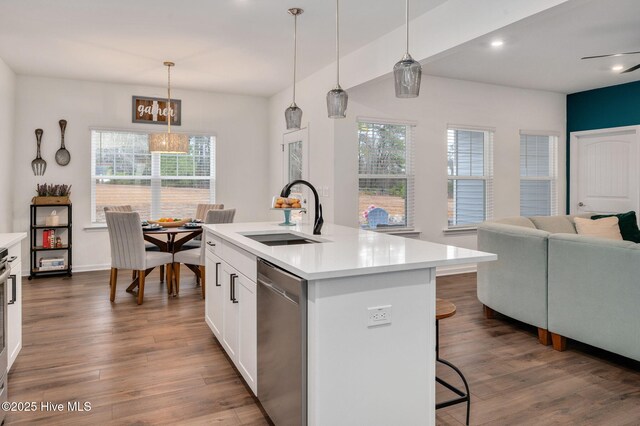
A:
[{"xmin": 578, "ymin": 202, "xmax": 585, "ymax": 207}]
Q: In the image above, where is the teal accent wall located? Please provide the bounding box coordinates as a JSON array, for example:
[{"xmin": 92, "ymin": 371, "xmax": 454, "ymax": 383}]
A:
[{"xmin": 566, "ymin": 80, "xmax": 640, "ymax": 212}]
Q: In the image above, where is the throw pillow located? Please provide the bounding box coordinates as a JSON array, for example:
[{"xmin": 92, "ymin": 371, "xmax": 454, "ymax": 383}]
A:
[
  {"xmin": 591, "ymin": 211, "xmax": 640, "ymax": 243},
  {"xmin": 574, "ymin": 217, "xmax": 623, "ymax": 240}
]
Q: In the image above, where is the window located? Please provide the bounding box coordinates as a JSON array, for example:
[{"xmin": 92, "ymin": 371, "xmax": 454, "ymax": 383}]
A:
[
  {"xmin": 447, "ymin": 127, "xmax": 494, "ymax": 227},
  {"xmin": 520, "ymin": 133, "xmax": 557, "ymax": 216},
  {"xmin": 358, "ymin": 120, "xmax": 414, "ymax": 229},
  {"xmin": 91, "ymin": 130, "xmax": 215, "ymax": 223}
]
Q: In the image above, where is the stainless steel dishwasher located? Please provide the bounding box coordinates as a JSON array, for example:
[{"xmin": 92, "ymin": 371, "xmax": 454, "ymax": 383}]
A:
[{"xmin": 257, "ymin": 259, "xmax": 307, "ymax": 426}]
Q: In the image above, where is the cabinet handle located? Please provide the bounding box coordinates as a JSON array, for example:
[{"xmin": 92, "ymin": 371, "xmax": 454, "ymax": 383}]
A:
[
  {"xmin": 8, "ymin": 274, "xmax": 16, "ymax": 305},
  {"xmin": 215, "ymin": 262, "xmax": 221, "ymax": 286},
  {"xmin": 229, "ymin": 274, "xmax": 237, "ymax": 302},
  {"xmin": 7, "ymin": 256, "xmax": 16, "ymax": 264},
  {"xmin": 206, "ymin": 241, "xmax": 216, "ymax": 247},
  {"xmin": 230, "ymin": 273, "xmax": 239, "ymax": 304}
]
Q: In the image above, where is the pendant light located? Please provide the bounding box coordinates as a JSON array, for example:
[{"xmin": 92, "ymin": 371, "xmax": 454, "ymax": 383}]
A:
[
  {"xmin": 285, "ymin": 8, "xmax": 304, "ymax": 130},
  {"xmin": 149, "ymin": 61, "xmax": 189, "ymax": 154},
  {"xmin": 393, "ymin": 0, "xmax": 422, "ymax": 98},
  {"xmin": 326, "ymin": 0, "xmax": 348, "ymax": 118}
]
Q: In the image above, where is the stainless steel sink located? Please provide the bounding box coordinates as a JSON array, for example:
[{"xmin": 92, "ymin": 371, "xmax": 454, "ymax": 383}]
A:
[{"xmin": 243, "ymin": 233, "xmax": 321, "ymax": 247}]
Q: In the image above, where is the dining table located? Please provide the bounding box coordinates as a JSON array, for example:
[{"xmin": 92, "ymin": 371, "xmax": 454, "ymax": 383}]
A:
[
  {"xmin": 126, "ymin": 225, "xmax": 203, "ymax": 295},
  {"xmin": 142, "ymin": 225, "xmax": 203, "ymax": 253}
]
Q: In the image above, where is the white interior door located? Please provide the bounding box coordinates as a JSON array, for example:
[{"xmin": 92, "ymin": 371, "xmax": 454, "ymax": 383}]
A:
[{"xmin": 570, "ymin": 127, "xmax": 639, "ymax": 215}]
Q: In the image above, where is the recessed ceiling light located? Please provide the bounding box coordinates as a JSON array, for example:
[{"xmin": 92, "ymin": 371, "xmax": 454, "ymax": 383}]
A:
[
  {"xmin": 491, "ymin": 40, "xmax": 504, "ymax": 48},
  {"xmin": 612, "ymin": 65, "xmax": 624, "ymax": 72}
]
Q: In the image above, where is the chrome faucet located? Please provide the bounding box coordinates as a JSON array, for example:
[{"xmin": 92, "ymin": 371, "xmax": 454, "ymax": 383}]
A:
[{"xmin": 280, "ymin": 179, "xmax": 324, "ymax": 235}]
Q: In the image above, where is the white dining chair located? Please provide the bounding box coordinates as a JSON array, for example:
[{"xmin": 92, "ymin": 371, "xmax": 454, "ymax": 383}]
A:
[
  {"xmin": 205, "ymin": 208, "xmax": 236, "ymax": 224},
  {"xmin": 195, "ymin": 203, "xmax": 224, "ymax": 221},
  {"xmin": 106, "ymin": 211, "xmax": 174, "ymax": 305},
  {"xmin": 172, "ymin": 209, "xmax": 236, "ymax": 297},
  {"xmin": 104, "ymin": 205, "xmax": 165, "ymax": 280},
  {"xmin": 173, "ymin": 242, "xmax": 205, "ymax": 298}
]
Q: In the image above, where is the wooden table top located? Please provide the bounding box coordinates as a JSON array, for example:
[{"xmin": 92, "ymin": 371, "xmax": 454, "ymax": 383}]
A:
[
  {"xmin": 436, "ymin": 298, "xmax": 457, "ymax": 320},
  {"xmin": 142, "ymin": 226, "xmax": 203, "ymax": 235}
]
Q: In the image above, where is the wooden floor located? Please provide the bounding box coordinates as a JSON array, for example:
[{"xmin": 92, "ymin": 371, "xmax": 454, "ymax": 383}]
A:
[{"xmin": 6, "ymin": 271, "xmax": 640, "ymax": 425}]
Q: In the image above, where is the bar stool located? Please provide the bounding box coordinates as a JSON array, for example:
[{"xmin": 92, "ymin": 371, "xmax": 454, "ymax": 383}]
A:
[{"xmin": 435, "ymin": 298, "xmax": 471, "ymax": 425}]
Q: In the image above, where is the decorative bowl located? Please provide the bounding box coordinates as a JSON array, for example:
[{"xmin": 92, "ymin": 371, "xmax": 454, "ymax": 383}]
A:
[{"xmin": 148, "ymin": 219, "xmax": 189, "ymax": 228}]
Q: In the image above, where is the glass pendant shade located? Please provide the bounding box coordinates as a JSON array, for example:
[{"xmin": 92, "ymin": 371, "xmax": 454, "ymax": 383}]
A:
[
  {"xmin": 327, "ymin": 0, "xmax": 348, "ymax": 119},
  {"xmin": 285, "ymin": 103, "xmax": 303, "ymax": 130},
  {"xmin": 394, "ymin": 52, "xmax": 422, "ymax": 98},
  {"xmin": 285, "ymin": 8, "xmax": 304, "ymax": 130},
  {"xmin": 149, "ymin": 132, "xmax": 189, "ymax": 154},
  {"xmin": 327, "ymin": 85, "xmax": 348, "ymax": 119}
]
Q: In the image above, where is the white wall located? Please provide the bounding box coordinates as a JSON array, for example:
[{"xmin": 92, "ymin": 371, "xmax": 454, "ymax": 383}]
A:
[
  {"xmin": 13, "ymin": 76, "xmax": 269, "ymax": 273},
  {"xmin": 269, "ymin": 65, "xmax": 336, "ymax": 223},
  {"xmin": 334, "ymin": 75, "xmax": 566, "ymax": 251},
  {"xmin": 0, "ymin": 58, "xmax": 16, "ymax": 233},
  {"xmin": 270, "ymin": 72, "xmax": 566, "ymax": 253},
  {"xmin": 268, "ymin": 0, "xmax": 571, "ymax": 230}
]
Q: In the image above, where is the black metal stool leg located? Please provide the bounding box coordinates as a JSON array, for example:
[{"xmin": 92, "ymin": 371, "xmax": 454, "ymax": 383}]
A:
[{"xmin": 435, "ymin": 319, "xmax": 471, "ymax": 425}]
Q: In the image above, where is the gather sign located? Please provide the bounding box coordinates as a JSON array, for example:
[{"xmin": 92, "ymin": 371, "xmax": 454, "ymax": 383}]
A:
[{"xmin": 132, "ymin": 96, "xmax": 182, "ymax": 125}]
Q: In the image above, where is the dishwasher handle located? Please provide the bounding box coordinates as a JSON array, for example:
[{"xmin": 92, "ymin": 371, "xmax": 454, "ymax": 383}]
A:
[{"xmin": 258, "ymin": 279, "xmax": 299, "ymax": 306}]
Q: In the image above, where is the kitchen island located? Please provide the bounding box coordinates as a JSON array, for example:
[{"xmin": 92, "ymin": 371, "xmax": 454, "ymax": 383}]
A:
[{"xmin": 202, "ymin": 222, "xmax": 495, "ymax": 426}]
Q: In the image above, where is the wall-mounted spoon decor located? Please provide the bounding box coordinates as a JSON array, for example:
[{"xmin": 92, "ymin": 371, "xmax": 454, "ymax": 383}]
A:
[
  {"xmin": 55, "ymin": 119, "xmax": 70, "ymax": 166},
  {"xmin": 31, "ymin": 128, "xmax": 47, "ymax": 176}
]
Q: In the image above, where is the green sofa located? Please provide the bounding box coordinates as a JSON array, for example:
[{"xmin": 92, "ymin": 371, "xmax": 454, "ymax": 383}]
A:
[{"xmin": 477, "ymin": 214, "xmax": 640, "ymax": 362}]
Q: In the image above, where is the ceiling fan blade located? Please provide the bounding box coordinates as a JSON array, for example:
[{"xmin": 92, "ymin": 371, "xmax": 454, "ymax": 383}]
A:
[
  {"xmin": 621, "ymin": 63, "xmax": 640, "ymax": 73},
  {"xmin": 581, "ymin": 51, "xmax": 640, "ymax": 60}
]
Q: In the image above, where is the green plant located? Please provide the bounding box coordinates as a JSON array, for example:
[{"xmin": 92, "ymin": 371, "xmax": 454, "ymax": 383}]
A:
[{"xmin": 36, "ymin": 183, "xmax": 72, "ymax": 197}]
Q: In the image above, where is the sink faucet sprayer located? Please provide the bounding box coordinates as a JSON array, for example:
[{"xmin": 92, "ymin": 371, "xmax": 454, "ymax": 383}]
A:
[{"xmin": 280, "ymin": 179, "xmax": 323, "ymax": 235}]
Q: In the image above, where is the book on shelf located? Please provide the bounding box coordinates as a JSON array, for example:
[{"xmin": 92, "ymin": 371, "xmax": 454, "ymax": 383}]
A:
[
  {"xmin": 39, "ymin": 257, "xmax": 65, "ymax": 267},
  {"xmin": 42, "ymin": 229, "xmax": 57, "ymax": 248},
  {"xmin": 38, "ymin": 264, "xmax": 67, "ymax": 271}
]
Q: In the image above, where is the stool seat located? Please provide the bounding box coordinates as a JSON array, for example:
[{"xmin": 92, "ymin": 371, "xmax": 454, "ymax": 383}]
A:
[{"xmin": 436, "ymin": 298, "xmax": 456, "ymax": 320}]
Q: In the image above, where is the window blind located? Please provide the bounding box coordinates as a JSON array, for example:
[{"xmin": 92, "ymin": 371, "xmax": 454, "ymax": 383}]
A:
[
  {"xmin": 357, "ymin": 121, "xmax": 415, "ymax": 228},
  {"xmin": 447, "ymin": 128, "xmax": 494, "ymax": 227},
  {"xmin": 520, "ymin": 134, "xmax": 557, "ymax": 216},
  {"xmin": 91, "ymin": 130, "xmax": 216, "ymax": 223}
]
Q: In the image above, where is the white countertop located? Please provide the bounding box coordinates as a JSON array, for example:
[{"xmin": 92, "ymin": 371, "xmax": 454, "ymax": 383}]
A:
[
  {"xmin": 204, "ymin": 222, "xmax": 496, "ymax": 280},
  {"xmin": 0, "ymin": 233, "xmax": 27, "ymax": 249}
]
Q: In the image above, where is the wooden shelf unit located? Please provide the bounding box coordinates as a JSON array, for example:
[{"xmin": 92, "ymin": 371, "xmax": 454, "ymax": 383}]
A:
[{"xmin": 29, "ymin": 203, "xmax": 72, "ymax": 279}]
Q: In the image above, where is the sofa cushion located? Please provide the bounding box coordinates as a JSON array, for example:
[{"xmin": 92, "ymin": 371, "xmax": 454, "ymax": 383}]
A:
[
  {"xmin": 591, "ymin": 211, "xmax": 640, "ymax": 243},
  {"xmin": 529, "ymin": 216, "xmax": 577, "ymax": 234},
  {"xmin": 574, "ymin": 216, "xmax": 623, "ymax": 240},
  {"xmin": 492, "ymin": 217, "xmax": 536, "ymax": 229}
]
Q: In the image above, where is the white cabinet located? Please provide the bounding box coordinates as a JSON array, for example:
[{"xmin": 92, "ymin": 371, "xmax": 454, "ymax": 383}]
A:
[
  {"xmin": 3, "ymin": 236, "xmax": 25, "ymax": 373},
  {"xmin": 7, "ymin": 257, "xmax": 21, "ymax": 371},
  {"xmin": 221, "ymin": 263, "xmax": 239, "ymax": 359},
  {"xmin": 236, "ymin": 275, "xmax": 257, "ymax": 392},
  {"xmin": 204, "ymin": 231, "xmax": 257, "ymax": 395},
  {"xmin": 204, "ymin": 250, "xmax": 224, "ymax": 341}
]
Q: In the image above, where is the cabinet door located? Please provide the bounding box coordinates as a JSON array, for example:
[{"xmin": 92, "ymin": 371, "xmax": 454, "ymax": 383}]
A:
[
  {"xmin": 205, "ymin": 251, "xmax": 224, "ymax": 341},
  {"xmin": 237, "ymin": 275, "xmax": 257, "ymax": 395},
  {"xmin": 221, "ymin": 263, "xmax": 239, "ymax": 360},
  {"xmin": 7, "ymin": 260, "xmax": 21, "ymax": 372}
]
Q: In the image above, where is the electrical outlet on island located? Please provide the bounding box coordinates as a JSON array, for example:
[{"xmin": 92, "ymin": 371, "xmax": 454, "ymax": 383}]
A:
[{"xmin": 367, "ymin": 305, "xmax": 392, "ymax": 327}]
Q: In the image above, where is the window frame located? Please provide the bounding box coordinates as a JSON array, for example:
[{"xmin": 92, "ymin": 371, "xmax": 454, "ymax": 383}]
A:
[
  {"xmin": 446, "ymin": 125, "xmax": 494, "ymax": 229},
  {"xmin": 90, "ymin": 128, "xmax": 216, "ymax": 224},
  {"xmin": 357, "ymin": 118, "xmax": 415, "ymax": 230},
  {"xmin": 519, "ymin": 131, "xmax": 558, "ymax": 217}
]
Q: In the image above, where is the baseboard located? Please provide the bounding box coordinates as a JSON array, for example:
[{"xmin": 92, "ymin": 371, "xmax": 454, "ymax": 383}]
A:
[{"xmin": 436, "ymin": 263, "xmax": 477, "ymax": 277}]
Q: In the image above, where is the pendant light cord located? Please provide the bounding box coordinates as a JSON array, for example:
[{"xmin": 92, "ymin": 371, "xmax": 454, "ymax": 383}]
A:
[
  {"xmin": 336, "ymin": 0, "xmax": 340, "ymax": 86},
  {"xmin": 293, "ymin": 13, "xmax": 297, "ymax": 104},
  {"xmin": 405, "ymin": 0, "xmax": 410, "ymax": 54},
  {"xmin": 167, "ymin": 64, "xmax": 172, "ymax": 134}
]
